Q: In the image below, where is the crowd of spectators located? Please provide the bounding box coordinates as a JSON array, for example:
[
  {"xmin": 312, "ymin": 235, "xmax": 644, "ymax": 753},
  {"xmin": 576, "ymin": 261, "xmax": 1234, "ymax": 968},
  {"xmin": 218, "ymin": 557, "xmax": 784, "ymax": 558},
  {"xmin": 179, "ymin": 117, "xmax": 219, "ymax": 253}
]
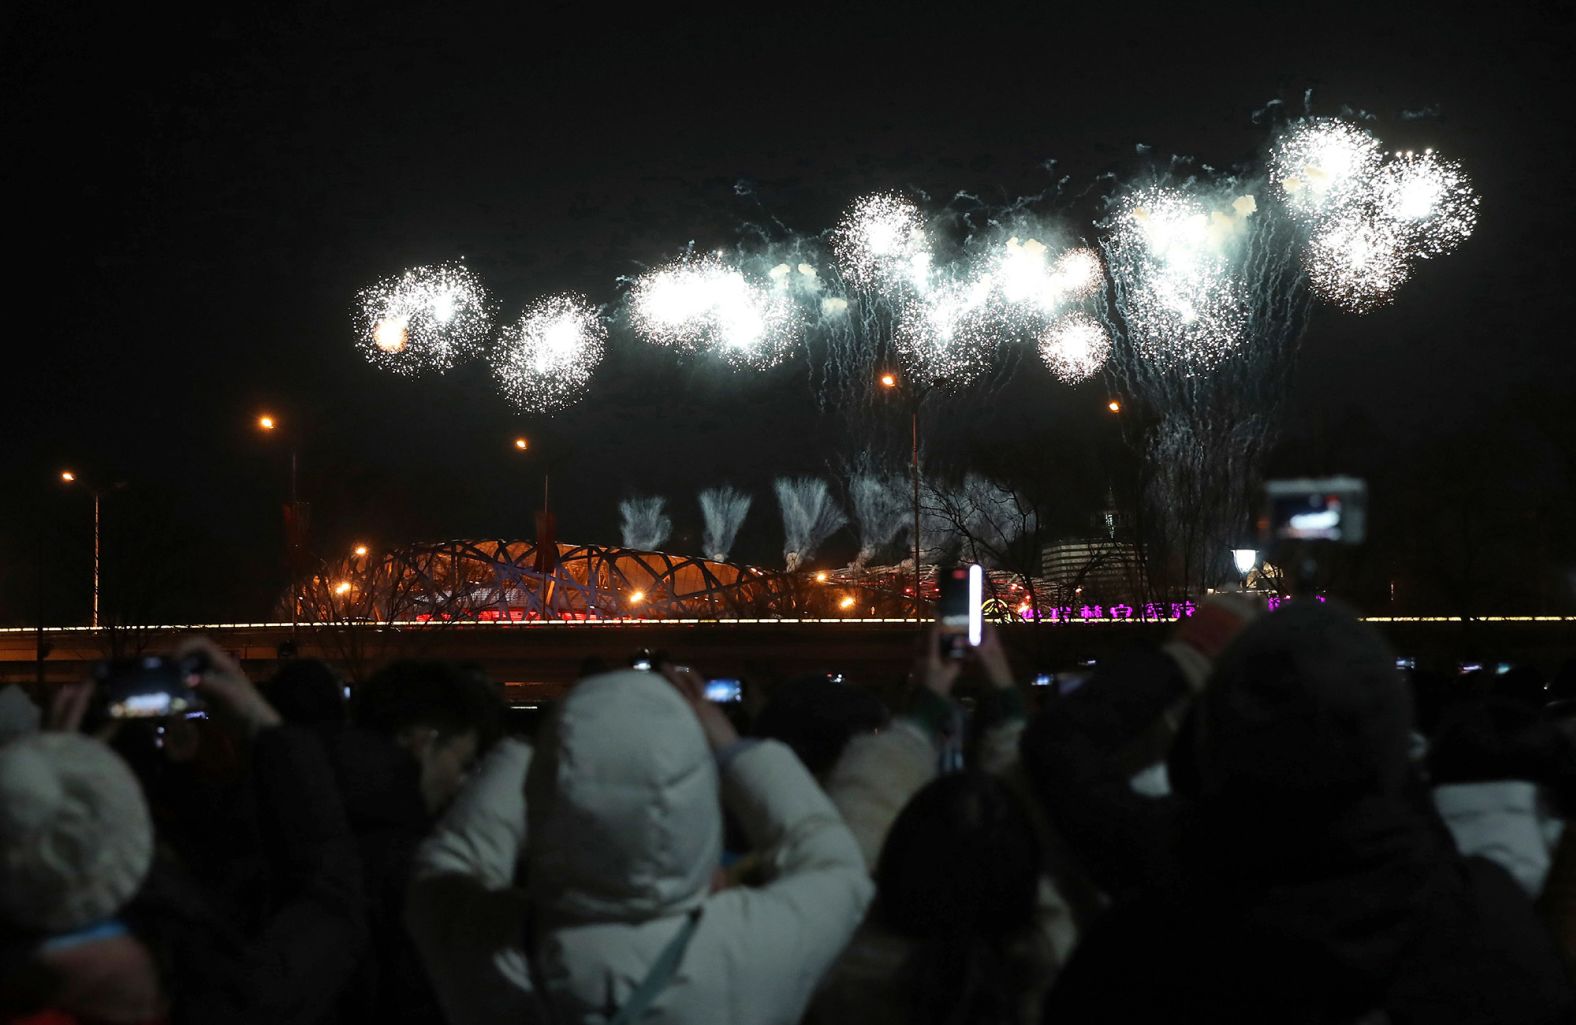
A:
[{"xmin": 4, "ymin": 598, "xmax": 1576, "ymax": 1023}]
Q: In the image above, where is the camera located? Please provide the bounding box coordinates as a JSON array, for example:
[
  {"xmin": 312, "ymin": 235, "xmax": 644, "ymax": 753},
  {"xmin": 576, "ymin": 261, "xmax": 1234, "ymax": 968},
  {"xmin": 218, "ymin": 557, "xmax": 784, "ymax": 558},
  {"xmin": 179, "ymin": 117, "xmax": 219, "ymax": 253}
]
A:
[
  {"xmin": 90, "ymin": 652, "xmax": 210, "ymax": 719},
  {"xmin": 937, "ymin": 564, "xmax": 984, "ymax": 659},
  {"xmin": 1261, "ymin": 477, "xmax": 1367, "ymax": 545}
]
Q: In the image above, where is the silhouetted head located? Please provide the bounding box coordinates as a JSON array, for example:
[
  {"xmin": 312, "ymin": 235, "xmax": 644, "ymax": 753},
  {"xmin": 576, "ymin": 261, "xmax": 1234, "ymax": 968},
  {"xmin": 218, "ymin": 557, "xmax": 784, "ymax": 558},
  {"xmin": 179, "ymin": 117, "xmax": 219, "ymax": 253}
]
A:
[
  {"xmin": 261, "ymin": 659, "xmax": 346, "ymax": 726},
  {"xmin": 354, "ymin": 661, "xmax": 503, "ymax": 813},
  {"xmin": 875, "ymin": 771, "xmax": 1039, "ymax": 940},
  {"xmin": 753, "ymin": 675, "xmax": 889, "ymax": 777}
]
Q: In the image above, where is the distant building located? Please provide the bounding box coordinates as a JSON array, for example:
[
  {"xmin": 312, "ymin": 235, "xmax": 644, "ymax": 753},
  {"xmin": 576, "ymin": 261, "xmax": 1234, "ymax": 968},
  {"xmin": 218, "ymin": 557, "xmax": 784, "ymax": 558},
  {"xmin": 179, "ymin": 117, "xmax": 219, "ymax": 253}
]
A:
[{"xmin": 1039, "ymin": 498, "xmax": 1149, "ymax": 604}]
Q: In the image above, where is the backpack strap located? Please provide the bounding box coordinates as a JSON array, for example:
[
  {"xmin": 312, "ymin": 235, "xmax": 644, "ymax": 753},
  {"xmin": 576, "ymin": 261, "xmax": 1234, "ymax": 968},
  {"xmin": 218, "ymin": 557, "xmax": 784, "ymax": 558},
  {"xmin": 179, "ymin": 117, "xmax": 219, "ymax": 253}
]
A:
[
  {"xmin": 607, "ymin": 908, "xmax": 702, "ymax": 1025},
  {"xmin": 526, "ymin": 907, "xmax": 704, "ymax": 1025}
]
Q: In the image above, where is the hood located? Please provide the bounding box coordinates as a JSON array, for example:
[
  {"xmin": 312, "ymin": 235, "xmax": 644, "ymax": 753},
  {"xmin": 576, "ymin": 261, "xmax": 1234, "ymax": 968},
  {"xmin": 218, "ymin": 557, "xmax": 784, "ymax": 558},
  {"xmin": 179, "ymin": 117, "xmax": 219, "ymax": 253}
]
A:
[
  {"xmin": 527, "ymin": 670, "xmax": 720, "ymax": 923},
  {"xmin": 1174, "ymin": 599, "xmax": 1412, "ymax": 819}
]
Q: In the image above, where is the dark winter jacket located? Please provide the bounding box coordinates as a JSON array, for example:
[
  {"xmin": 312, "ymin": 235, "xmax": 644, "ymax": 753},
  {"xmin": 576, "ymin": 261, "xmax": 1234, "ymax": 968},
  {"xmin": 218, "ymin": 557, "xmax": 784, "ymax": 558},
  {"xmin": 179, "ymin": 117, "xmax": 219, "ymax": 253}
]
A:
[{"xmin": 1023, "ymin": 602, "xmax": 1575, "ymax": 1025}]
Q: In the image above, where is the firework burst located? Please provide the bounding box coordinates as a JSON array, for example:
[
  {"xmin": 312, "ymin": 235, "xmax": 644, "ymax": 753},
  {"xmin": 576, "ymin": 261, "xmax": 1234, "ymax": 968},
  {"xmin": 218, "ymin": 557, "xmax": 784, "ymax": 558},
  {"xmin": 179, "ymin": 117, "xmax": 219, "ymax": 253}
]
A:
[
  {"xmin": 353, "ymin": 262, "xmax": 493, "ymax": 375},
  {"xmin": 1303, "ymin": 212, "xmax": 1413, "ymax": 312},
  {"xmin": 1101, "ymin": 185, "xmax": 1255, "ymax": 368},
  {"xmin": 1269, "ymin": 118, "xmax": 1385, "ymax": 223},
  {"xmin": 1374, "ymin": 149, "xmax": 1479, "ymax": 258},
  {"xmin": 831, "ymin": 193, "xmax": 933, "ymax": 293},
  {"xmin": 627, "ymin": 254, "xmax": 800, "ymax": 369},
  {"xmin": 892, "ymin": 267, "xmax": 1003, "ymax": 385},
  {"xmin": 491, "ymin": 294, "xmax": 607, "ymax": 413},
  {"xmin": 1037, "ymin": 313, "xmax": 1111, "ymax": 383}
]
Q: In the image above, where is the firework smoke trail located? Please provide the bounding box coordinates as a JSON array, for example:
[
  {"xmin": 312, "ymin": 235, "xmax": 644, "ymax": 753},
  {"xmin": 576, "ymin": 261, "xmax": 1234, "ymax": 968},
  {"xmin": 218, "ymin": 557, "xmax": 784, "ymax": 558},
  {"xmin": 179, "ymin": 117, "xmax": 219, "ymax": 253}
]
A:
[
  {"xmin": 354, "ymin": 262, "xmax": 493, "ymax": 375},
  {"xmin": 627, "ymin": 253, "xmax": 804, "ymax": 369},
  {"xmin": 491, "ymin": 294, "xmax": 606, "ymax": 413},
  {"xmin": 817, "ymin": 193, "xmax": 935, "ymax": 404},
  {"xmin": 846, "ymin": 473, "xmax": 910, "ymax": 567},
  {"xmin": 619, "ymin": 497, "xmax": 672, "ymax": 551},
  {"xmin": 698, "ymin": 486, "xmax": 751, "ymax": 563},
  {"xmin": 1097, "ymin": 162, "xmax": 1311, "ymax": 591},
  {"xmin": 774, "ymin": 477, "xmax": 848, "ymax": 571}
]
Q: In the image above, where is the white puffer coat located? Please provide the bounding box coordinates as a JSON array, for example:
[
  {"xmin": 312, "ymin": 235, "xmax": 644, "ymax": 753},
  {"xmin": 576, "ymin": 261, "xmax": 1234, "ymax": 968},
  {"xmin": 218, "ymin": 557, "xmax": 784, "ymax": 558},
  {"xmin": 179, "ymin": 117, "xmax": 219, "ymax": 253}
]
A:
[{"xmin": 407, "ymin": 670, "xmax": 873, "ymax": 1025}]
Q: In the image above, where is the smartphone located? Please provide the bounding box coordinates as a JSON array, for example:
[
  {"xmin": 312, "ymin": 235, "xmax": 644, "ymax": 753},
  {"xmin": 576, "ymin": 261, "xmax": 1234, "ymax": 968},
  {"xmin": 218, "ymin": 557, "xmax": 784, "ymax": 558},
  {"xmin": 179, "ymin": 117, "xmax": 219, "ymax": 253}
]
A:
[
  {"xmin": 704, "ymin": 678, "xmax": 743, "ymax": 703},
  {"xmin": 937, "ymin": 564, "xmax": 984, "ymax": 659},
  {"xmin": 1032, "ymin": 673, "xmax": 1055, "ymax": 688},
  {"xmin": 91, "ymin": 655, "xmax": 205, "ymax": 719},
  {"xmin": 1261, "ymin": 477, "xmax": 1368, "ymax": 544},
  {"xmin": 1395, "ymin": 657, "xmax": 1417, "ymax": 671}
]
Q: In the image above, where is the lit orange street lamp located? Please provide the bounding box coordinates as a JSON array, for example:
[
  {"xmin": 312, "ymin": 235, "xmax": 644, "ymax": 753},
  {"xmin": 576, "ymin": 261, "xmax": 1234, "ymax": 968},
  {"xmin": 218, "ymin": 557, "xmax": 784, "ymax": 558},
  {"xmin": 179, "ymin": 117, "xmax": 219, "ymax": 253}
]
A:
[
  {"xmin": 514, "ymin": 436, "xmax": 529, "ymax": 451},
  {"xmin": 1107, "ymin": 399, "xmax": 1122, "ymax": 414},
  {"xmin": 256, "ymin": 413, "xmax": 303, "ymax": 634},
  {"xmin": 353, "ymin": 544, "xmax": 369, "ymax": 558},
  {"xmin": 879, "ymin": 370, "xmax": 927, "ymax": 619},
  {"xmin": 58, "ymin": 470, "xmax": 124, "ymax": 629}
]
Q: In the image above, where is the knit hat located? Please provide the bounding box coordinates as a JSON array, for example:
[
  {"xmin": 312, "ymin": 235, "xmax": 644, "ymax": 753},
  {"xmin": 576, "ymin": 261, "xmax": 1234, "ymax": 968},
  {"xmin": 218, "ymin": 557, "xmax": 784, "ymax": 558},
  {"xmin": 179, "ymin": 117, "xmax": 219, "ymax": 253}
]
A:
[{"xmin": 0, "ymin": 733, "xmax": 154, "ymax": 933}]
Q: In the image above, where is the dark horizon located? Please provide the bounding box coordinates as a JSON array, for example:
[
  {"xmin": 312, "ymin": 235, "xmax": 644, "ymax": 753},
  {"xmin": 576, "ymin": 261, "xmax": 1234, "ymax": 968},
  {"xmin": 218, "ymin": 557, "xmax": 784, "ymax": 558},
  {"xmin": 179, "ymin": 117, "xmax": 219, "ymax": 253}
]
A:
[{"xmin": 4, "ymin": 0, "xmax": 1572, "ymax": 626}]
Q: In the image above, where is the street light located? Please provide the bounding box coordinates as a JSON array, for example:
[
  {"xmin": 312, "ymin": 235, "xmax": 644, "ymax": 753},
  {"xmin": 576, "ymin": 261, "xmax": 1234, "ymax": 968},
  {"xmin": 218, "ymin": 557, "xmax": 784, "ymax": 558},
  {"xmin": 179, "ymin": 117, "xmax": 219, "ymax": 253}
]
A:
[
  {"xmin": 58, "ymin": 470, "xmax": 124, "ymax": 629},
  {"xmin": 257, "ymin": 413, "xmax": 304, "ymax": 633},
  {"xmin": 353, "ymin": 544, "xmax": 369, "ymax": 558},
  {"xmin": 880, "ymin": 370, "xmax": 927, "ymax": 619},
  {"xmin": 1107, "ymin": 399, "xmax": 1122, "ymax": 414}
]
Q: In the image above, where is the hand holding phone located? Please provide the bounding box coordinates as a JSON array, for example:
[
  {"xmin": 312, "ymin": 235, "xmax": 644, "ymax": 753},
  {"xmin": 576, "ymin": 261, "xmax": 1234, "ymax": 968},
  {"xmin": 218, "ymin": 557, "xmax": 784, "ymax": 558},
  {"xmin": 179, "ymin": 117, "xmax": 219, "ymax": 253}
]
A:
[{"xmin": 936, "ymin": 564, "xmax": 984, "ymax": 660}]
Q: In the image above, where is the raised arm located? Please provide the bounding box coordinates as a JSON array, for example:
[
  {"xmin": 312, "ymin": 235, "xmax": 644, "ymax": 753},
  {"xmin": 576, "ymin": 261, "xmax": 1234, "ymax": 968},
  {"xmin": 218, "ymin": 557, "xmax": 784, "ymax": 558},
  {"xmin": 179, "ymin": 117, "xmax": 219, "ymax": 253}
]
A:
[{"xmin": 405, "ymin": 737, "xmax": 538, "ymax": 1025}]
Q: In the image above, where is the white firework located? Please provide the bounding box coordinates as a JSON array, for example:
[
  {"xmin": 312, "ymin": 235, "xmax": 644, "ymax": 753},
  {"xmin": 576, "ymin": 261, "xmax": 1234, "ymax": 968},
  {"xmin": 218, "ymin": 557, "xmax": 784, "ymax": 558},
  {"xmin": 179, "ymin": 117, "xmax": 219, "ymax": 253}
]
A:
[
  {"xmin": 892, "ymin": 267, "xmax": 1002, "ymax": 384},
  {"xmin": 1103, "ymin": 186, "xmax": 1253, "ymax": 367},
  {"xmin": 628, "ymin": 254, "xmax": 799, "ymax": 369},
  {"xmin": 830, "ymin": 193, "xmax": 933, "ymax": 293},
  {"xmin": 1038, "ymin": 313, "xmax": 1111, "ymax": 383},
  {"xmin": 491, "ymin": 294, "xmax": 607, "ymax": 414},
  {"xmin": 1303, "ymin": 212, "xmax": 1412, "ymax": 312},
  {"xmin": 993, "ymin": 238, "xmax": 1104, "ymax": 315},
  {"xmin": 1269, "ymin": 118, "xmax": 1384, "ymax": 224},
  {"xmin": 353, "ymin": 262, "xmax": 493, "ymax": 375},
  {"xmin": 1374, "ymin": 149, "xmax": 1478, "ymax": 258}
]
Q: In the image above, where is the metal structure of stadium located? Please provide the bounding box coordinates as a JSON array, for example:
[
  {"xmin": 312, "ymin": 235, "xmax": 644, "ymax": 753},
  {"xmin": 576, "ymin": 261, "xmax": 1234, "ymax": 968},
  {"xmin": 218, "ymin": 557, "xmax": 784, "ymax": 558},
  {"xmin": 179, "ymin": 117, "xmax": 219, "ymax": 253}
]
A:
[{"xmin": 295, "ymin": 539, "xmax": 946, "ymax": 622}]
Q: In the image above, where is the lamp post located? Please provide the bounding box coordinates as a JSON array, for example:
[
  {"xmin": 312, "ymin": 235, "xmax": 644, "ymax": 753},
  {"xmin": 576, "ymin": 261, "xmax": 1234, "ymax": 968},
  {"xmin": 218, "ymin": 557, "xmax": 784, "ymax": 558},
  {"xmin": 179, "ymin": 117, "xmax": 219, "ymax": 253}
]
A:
[
  {"xmin": 257, "ymin": 413, "xmax": 304, "ymax": 635},
  {"xmin": 879, "ymin": 371, "xmax": 931, "ymax": 620},
  {"xmin": 59, "ymin": 470, "xmax": 127, "ymax": 629},
  {"xmin": 513, "ymin": 436, "xmax": 556, "ymax": 616}
]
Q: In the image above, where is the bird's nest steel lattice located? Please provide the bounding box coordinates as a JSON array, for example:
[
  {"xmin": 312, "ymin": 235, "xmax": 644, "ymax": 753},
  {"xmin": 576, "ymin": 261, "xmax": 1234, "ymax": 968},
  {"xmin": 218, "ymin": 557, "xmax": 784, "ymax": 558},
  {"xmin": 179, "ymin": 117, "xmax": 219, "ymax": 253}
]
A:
[{"xmin": 296, "ymin": 540, "xmax": 839, "ymax": 622}]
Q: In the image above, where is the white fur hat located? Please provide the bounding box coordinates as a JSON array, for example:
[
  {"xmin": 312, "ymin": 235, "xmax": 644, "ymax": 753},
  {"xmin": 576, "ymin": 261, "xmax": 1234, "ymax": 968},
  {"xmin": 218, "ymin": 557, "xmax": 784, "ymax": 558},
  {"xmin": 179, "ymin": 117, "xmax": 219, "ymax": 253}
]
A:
[{"xmin": 0, "ymin": 733, "xmax": 154, "ymax": 933}]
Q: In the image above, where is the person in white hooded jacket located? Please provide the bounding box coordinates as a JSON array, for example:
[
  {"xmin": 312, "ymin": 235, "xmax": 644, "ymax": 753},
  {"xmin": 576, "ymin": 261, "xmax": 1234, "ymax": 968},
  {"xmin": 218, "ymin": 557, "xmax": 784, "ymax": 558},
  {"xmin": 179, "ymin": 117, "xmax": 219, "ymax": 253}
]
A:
[{"xmin": 405, "ymin": 664, "xmax": 874, "ymax": 1025}]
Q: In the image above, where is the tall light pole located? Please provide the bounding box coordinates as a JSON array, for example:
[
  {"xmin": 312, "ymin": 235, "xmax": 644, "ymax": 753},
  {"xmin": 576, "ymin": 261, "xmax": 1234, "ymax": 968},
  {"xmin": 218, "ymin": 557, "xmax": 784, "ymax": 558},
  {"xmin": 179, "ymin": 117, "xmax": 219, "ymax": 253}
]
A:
[
  {"xmin": 257, "ymin": 413, "xmax": 303, "ymax": 636},
  {"xmin": 879, "ymin": 372, "xmax": 928, "ymax": 620},
  {"xmin": 513, "ymin": 436, "xmax": 556, "ymax": 616},
  {"xmin": 58, "ymin": 471, "xmax": 124, "ymax": 629}
]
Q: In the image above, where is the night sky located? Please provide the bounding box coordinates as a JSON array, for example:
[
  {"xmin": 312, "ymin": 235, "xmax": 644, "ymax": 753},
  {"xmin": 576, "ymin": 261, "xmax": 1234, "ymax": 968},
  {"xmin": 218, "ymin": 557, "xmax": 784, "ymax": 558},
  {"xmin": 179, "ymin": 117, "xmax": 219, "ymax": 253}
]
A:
[{"xmin": 4, "ymin": 0, "xmax": 1573, "ymax": 624}]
